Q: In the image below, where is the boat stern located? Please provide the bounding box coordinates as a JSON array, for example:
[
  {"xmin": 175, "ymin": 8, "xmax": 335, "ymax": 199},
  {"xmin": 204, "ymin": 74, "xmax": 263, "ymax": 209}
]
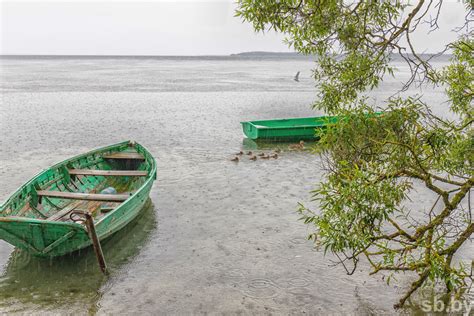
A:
[
  {"xmin": 0, "ymin": 217, "xmax": 89, "ymax": 257},
  {"xmin": 240, "ymin": 122, "xmax": 259, "ymax": 140}
]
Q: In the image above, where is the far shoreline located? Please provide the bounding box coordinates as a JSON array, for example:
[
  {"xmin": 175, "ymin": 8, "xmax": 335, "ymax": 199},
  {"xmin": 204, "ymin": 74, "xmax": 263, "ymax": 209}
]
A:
[{"xmin": 0, "ymin": 51, "xmax": 452, "ymax": 61}]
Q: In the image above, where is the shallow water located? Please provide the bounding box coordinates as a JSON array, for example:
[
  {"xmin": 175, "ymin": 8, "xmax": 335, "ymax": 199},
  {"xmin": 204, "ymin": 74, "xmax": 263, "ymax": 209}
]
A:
[{"xmin": 0, "ymin": 56, "xmax": 471, "ymax": 314}]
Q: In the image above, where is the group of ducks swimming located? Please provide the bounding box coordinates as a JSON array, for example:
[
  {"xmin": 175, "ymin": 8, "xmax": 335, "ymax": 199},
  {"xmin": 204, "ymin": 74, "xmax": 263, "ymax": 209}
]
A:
[
  {"xmin": 230, "ymin": 141, "xmax": 305, "ymax": 162},
  {"xmin": 230, "ymin": 150, "xmax": 280, "ymax": 162}
]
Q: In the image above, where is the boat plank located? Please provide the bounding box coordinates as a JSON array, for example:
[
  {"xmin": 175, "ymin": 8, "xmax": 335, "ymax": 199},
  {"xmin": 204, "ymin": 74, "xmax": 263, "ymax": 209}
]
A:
[
  {"xmin": 68, "ymin": 169, "xmax": 147, "ymax": 177},
  {"xmin": 103, "ymin": 152, "xmax": 145, "ymax": 160},
  {"xmin": 47, "ymin": 201, "xmax": 82, "ymax": 221},
  {"xmin": 37, "ymin": 190, "xmax": 130, "ymax": 202}
]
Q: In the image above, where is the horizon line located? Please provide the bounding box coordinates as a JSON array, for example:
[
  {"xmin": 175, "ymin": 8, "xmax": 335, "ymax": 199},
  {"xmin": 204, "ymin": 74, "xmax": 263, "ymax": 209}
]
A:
[
  {"xmin": 0, "ymin": 52, "xmax": 452, "ymax": 59},
  {"xmin": 0, "ymin": 51, "xmax": 299, "ymax": 57}
]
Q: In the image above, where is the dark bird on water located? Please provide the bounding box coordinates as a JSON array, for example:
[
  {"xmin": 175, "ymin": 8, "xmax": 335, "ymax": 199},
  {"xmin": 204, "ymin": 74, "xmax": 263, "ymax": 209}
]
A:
[
  {"xmin": 230, "ymin": 156, "xmax": 239, "ymax": 162},
  {"xmin": 249, "ymin": 155, "xmax": 257, "ymax": 161},
  {"xmin": 294, "ymin": 71, "xmax": 300, "ymax": 82}
]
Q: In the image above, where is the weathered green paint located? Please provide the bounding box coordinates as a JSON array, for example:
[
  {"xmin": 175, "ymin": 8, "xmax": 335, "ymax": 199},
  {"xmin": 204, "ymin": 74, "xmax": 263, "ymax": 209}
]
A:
[
  {"xmin": 42, "ymin": 230, "xmax": 76, "ymax": 254},
  {"xmin": 0, "ymin": 141, "xmax": 157, "ymax": 257}
]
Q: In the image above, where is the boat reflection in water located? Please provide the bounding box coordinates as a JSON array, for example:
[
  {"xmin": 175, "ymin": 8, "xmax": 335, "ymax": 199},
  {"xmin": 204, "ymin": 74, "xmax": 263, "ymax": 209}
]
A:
[{"xmin": 0, "ymin": 201, "xmax": 157, "ymax": 314}]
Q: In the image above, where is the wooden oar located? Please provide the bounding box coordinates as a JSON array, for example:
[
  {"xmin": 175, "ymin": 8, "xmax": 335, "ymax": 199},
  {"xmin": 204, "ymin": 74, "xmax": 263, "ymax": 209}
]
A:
[{"xmin": 70, "ymin": 210, "xmax": 108, "ymax": 275}]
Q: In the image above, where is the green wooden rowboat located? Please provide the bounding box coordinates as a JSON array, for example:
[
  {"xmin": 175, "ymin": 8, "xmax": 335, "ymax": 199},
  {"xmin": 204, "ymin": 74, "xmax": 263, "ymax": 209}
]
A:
[
  {"xmin": 241, "ymin": 116, "xmax": 339, "ymax": 141},
  {"xmin": 241, "ymin": 113, "xmax": 384, "ymax": 141},
  {"xmin": 0, "ymin": 141, "xmax": 156, "ymax": 259}
]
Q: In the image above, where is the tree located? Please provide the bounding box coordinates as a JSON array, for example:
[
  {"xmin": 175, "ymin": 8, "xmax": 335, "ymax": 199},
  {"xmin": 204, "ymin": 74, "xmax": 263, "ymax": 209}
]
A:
[{"xmin": 236, "ymin": 0, "xmax": 473, "ymax": 309}]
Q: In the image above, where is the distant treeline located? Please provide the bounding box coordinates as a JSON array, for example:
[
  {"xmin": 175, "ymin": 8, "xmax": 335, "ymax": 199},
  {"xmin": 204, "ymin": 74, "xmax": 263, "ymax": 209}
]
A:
[
  {"xmin": 0, "ymin": 52, "xmax": 452, "ymax": 61},
  {"xmin": 232, "ymin": 51, "xmax": 452, "ymax": 62}
]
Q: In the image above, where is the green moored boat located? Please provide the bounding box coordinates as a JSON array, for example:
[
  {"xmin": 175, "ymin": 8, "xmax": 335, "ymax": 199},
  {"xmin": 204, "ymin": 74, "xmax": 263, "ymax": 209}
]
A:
[
  {"xmin": 240, "ymin": 116, "xmax": 339, "ymax": 141},
  {"xmin": 0, "ymin": 141, "xmax": 156, "ymax": 260}
]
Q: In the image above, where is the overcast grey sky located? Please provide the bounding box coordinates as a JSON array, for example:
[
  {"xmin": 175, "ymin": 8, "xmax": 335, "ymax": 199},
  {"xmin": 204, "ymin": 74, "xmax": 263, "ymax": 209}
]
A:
[{"xmin": 0, "ymin": 0, "xmax": 468, "ymax": 55}]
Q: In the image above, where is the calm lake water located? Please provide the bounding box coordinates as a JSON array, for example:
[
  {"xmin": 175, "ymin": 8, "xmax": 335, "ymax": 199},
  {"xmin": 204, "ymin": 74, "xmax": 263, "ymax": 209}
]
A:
[{"xmin": 0, "ymin": 56, "xmax": 471, "ymax": 314}]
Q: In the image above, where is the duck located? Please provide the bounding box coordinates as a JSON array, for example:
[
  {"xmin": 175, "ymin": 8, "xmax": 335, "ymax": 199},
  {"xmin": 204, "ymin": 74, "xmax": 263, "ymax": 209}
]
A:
[
  {"xmin": 257, "ymin": 152, "xmax": 266, "ymax": 157},
  {"xmin": 274, "ymin": 148, "xmax": 282, "ymax": 153},
  {"xmin": 249, "ymin": 155, "xmax": 257, "ymax": 161},
  {"xmin": 236, "ymin": 151, "xmax": 244, "ymax": 156},
  {"xmin": 246, "ymin": 151, "xmax": 253, "ymax": 155},
  {"xmin": 260, "ymin": 154, "xmax": 270, "ymax": 159},
  {"xmin": 271, "ymin": 153, "xmax": 278, "ymax": 159},
  {"xmin": 230, "ymin": 156, "xmax": 239, "ymax": 162},
  {"xmin": 288, "ymin": 140, "xmax": 305, "ymax": 150}
]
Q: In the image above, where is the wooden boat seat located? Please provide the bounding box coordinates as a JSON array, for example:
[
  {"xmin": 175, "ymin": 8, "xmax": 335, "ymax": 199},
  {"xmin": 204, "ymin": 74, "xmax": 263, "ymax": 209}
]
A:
[
  {"xmin": 37, "ymin": 190, "xmax": 130, "ymax": 202},
  {"xmin": 68, "ymin": 169, "xmax": 147, "ymax": 177},
  {"xmin": 102, "ymin": 152, "xmax": 145, "ymax": 160}
]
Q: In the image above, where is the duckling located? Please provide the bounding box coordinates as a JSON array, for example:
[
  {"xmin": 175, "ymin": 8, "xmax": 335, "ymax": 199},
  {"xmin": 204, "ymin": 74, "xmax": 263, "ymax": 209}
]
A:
[
  {"xmin": 249, "ymin": 155, "xmax": 257, "ymax": 161},
  {"xmin": 257, "ymin": 152, "xmax": 266, "ymax": 157},
  {"xmin": 288, "ymin": 140, "xmax": 305, "ymax": 150},
  {"xmin": 274, "ymin": 148, "xmax": 282, "ymax": 153},
  {"xmin": 271, "ymin": 153, "xmax": 278, "ymax": 159},
  {"xmin": 260, "ymin": 154, "xmax": 270, "ymax": 159},
  {"xmin": 246, "ymin": 151, "xmax": 253, "ymax": 155},
  {"xmin": 236, "ymin": 151, "xmax": 244, "ymax": 156},
  {"xmin": 230, "ymin": 156, "xmax": 239, "ymax": 162}
]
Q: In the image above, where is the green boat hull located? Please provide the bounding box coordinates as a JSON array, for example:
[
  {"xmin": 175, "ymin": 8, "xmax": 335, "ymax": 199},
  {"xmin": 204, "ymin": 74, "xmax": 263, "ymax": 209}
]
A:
[
  {"xmin": 0, "ymin": 141, "xmax": 156, "ymax": 257},
  {"xmin": 240, "ymin": 116, "xmax": 339, "ymax": 141}
]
